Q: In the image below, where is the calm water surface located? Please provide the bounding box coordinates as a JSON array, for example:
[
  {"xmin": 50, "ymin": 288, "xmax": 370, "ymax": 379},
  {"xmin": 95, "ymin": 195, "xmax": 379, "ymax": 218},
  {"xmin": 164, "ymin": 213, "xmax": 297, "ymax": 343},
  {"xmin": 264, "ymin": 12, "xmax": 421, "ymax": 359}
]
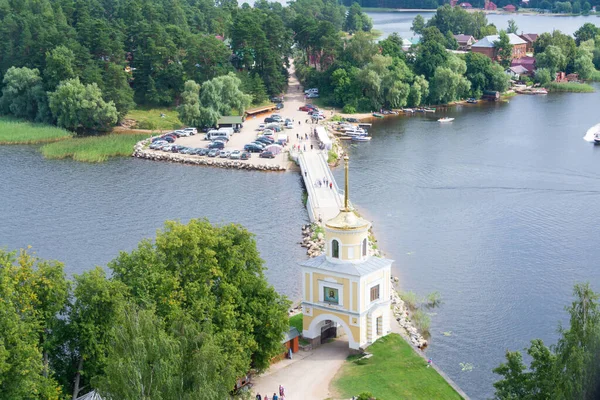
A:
[
  {"xmin": 369, "ymin": 10, "xmax": 600, "ymax": 39},
  {"xmin": 334, "ymin": 91, "xmax": 600, "ymax": 399},
  {"xmin": 0, "ymin": 150, "xmax": 308, "ymax": 298},
  {"xmin": 2, "ymin": 95, "xmax": 600, "ymax": 398}
]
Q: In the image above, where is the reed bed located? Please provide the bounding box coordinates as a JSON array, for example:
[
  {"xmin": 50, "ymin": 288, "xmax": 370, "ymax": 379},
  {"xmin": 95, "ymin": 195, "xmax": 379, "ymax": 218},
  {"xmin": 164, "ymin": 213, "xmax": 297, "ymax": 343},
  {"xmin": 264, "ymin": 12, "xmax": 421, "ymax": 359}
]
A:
[
  {"xmin": 0, "ymin": 117, "xmax": 72, "ymax": 144},
  {"xmin": 41, "ymin": 134, "xmax": 148, "ymax": 162},
  {"xmin": 546, "ymin": 82, "xmax": 595, "ymax": 93}
]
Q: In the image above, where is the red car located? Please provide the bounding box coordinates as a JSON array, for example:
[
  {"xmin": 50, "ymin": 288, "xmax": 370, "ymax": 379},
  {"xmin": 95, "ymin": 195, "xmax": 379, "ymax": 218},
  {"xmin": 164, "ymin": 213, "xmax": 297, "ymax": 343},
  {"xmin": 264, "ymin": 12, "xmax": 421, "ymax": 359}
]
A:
[{"xmin": 299, "ymin": 104, "xmax": 317, "ymax": 112}]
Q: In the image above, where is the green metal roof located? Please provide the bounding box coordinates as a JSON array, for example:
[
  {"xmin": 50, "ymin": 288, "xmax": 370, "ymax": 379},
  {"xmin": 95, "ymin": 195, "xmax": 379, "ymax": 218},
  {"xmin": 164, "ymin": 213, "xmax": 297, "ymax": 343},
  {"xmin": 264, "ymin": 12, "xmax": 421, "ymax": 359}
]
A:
[{"xmin": 218, "ymin": 116, "xmax": 244, "ymax": 125}]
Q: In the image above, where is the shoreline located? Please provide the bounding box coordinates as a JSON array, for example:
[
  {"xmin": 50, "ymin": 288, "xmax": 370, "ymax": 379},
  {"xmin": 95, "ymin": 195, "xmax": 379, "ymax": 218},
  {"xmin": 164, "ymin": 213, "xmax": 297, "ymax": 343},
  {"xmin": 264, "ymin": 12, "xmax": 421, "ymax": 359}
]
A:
[{"xmin": 363, "ymin": 7, "xmax": 598, "ymax": 17}]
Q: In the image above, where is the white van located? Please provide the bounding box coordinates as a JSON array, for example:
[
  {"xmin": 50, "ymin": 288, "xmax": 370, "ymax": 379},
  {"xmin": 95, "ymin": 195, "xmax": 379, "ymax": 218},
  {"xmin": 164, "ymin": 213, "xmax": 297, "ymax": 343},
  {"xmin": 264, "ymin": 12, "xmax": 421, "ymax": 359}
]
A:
[
  {"xmin": 205, "ymin": 129, "xmax": 230, "ymax": 140},
  {"xmin": 304, "ymin": 88, "xmax": 318, "ymax": 94}
]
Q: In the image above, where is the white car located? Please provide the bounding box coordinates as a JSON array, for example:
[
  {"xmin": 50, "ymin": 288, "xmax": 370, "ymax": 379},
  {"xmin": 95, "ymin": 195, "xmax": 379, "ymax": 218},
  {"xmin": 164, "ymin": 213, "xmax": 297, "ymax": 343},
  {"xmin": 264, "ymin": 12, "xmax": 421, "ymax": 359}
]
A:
[
  {"xmin": 183, "ymin": 127, "xmax": 197, "ymax": 135},
  {"xmin": 174, "ymin": 129, "xmax": 188, "ymax": 137},
  {"xmin": 306, "ymin": 93, "xmax": 319, "ymax": 99},
  {"xmin": 304, "ymin": 88, "xmax": 318, "ymax": 94},
  {"xmin": 219, "ymin": 150, "xmax": 231, "ymax": 158},
  {"xmin": 285, "ymin": 122, "xmax": 294, "ymax": 129},
  {"xmin": 257, "ymin": 123, "xmax": 266, "ymax": 131},
  {"xmin": 230, "ymin": 150, "xmax": 242, "ymax": 159}
]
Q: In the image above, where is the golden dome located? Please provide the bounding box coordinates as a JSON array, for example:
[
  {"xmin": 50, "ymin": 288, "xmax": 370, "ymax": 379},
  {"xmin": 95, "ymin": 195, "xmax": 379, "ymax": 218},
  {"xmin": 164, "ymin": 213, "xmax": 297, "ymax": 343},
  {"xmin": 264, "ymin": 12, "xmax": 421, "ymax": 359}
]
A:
[{"xmin": 325, "ymin": 210, "xmax": 370, "ymax": 230}]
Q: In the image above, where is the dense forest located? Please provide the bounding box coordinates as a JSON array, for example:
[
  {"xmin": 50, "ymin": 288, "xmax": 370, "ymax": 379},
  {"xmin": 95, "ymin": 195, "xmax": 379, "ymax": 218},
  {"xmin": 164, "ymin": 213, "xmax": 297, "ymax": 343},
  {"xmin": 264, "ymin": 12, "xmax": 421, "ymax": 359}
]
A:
[{"xmin": 0, "ymin": 0, "xmax": 329, "ymax": 131}]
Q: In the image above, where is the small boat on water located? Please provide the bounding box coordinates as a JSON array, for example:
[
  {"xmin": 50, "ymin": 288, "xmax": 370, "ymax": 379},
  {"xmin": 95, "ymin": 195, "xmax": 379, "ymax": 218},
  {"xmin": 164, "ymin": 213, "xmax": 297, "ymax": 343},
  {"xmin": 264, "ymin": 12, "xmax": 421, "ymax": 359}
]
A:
[
  {"xmin": 424, "ymin": 108, "xmax": 435, "ymax": 113},
  {"xmin": 467, "ymin": 98, "xmax": 477, "ymax": 104},
  {"xmin": 402, "ymin": 108, "xmax": 414, "ymax": 113},
  {"xmin": 352, "ymin": 136, "xmax": 371, "ymax": 142},
  {"xmin": 438, "ymin": 117, "xmax": 455, "ymax": 123},
  {"xmin": 595, "ymin": 132, "xmax": 600, "ymax": 144},
  {"xmin": 372, "ymin": 113, "xmax": 384, "ymax": 118}
]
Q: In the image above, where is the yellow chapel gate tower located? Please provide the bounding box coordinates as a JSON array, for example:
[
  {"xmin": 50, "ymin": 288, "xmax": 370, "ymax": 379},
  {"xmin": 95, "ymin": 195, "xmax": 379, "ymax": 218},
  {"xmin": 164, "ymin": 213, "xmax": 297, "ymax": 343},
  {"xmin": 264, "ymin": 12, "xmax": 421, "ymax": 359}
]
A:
[{"xmin": 301, "ymin": 156, "xmax": 393, "ymax": 351}]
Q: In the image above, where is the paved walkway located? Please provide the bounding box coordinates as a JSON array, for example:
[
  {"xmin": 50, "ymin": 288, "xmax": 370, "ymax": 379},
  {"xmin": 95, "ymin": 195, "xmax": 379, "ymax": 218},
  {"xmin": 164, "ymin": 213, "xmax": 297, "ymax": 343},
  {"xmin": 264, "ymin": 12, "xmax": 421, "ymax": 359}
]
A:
[
  {"xmin": 252, "ymin": 338, "xmax": 350, "ymax": 400},
  {"xmin": 299, "ymin": 151, "xmax": 343, "ymax": 223}
]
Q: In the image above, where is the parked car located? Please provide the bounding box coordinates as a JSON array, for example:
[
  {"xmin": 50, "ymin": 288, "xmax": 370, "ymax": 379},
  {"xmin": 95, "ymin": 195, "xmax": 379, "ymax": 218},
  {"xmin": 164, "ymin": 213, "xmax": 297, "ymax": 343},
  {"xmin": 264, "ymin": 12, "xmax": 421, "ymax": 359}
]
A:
[
  {"xmin": 230, "ymin": 150, "xmax": 242, "ymax": 159},
  {"xmin": 208, "ymin": 141, "xmax": 225, "ymax": 149},
  {"xmin": 276, "ymin": 102, "xmax": 284, "ymax": 110},
  {"xmin": 191, "ymin": 148, "xmax": 205, "ymax": 155},
  {"xmin": 183, "ymin": 127, "xmax": 197, "ymax": 135},
  {"xmin": 173, "ymin": 130, "xmax": 187, "ymax": 137},
  {"xmin": 256, "ymin": 137, "xmax": 273, "ymax": 145},
  {"xmin": 285, "ymin": 121, "xmax": 294, "ymax": 129},
  {"xmin": 260, "ymin": 151, "xmax": 275, "ymax": 159},
  {"xmin": 244, "ymin": 144, "xmax": 263, "ymax": 153},
  {"xmin": 198, "ymin": 148, "xmax": 209, "ymax": 156},
  {"xmin": 304, "ymin": 88, "xmax": 318, "ymax": 94},
  {"xmin": 240, "ymin": 152, "xmax": 251, "ymax": 160},
  {"xmin": 306, "ymin": 93, "xmax": 319, "ymax": 99},
  {"xmin": 179, "ymin": 147, "xmax": 192, "ymax": 154},
  {"xmin": 270, "ymin": 96, "xmax": 283, "ymax": 103},
  {"xmin": 251, "ymin": 141, "xmax": 266, "ymax": 149},
  {"xmin": 161, "ymin": 144, "xmax": 174, "ymax": 152},
  {"xmin": 257, "ymin": 123, "xmax": 266, "ymax": 131},
  {"xmin": 161, "ymin": 136, "xmax": 175, "ymax": 143},
  {"xmin": 207, "ymin": 149, "xmax": 219, "ymax": 157},
  {"xmin": 171, "ymin": 145, "xmax": 184, "ymax": 153},
  {"xmin": 270, "ymin": 114, "xmax": 283, "ymax": 122},
  {"xmin": 264, "ymin": 117, "xmax": 276, "ymax": 123},
  {"xmin": 219, "ymin": 150, "xmax": 230, "ymax": 158}
]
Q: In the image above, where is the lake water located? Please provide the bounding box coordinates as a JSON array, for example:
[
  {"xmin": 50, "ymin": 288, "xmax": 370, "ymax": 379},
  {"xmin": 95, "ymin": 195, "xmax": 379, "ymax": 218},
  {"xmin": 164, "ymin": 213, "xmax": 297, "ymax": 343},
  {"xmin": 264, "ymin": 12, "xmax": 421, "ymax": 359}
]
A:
[
  {"xmin": 0, "ymin": 148, "xmax": 308, "ymax": 298},
  {"xmin": 333, "ymin": 91, "xmax": 600, "ymax": 398},
  {"xmin": 2, "ymin": 98, "xmax": 600, "ymax": 398},
  {"xmin": 368, "ymin": 10, "xmax": 600, "ymax": 39}
]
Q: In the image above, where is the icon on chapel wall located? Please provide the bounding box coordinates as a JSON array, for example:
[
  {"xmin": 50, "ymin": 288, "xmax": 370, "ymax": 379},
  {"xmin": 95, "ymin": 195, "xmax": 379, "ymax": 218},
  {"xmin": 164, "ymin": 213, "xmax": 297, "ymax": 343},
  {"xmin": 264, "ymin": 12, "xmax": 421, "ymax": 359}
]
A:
[{"xmin": 324, "ymin": 287, "xmax": 339, "ymax": 304}]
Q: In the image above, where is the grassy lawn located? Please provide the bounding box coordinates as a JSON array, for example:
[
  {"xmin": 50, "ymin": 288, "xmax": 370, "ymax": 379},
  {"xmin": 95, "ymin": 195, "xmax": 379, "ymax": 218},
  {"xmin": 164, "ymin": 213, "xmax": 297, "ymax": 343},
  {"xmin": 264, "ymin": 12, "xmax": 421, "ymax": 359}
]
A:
[
  {"xmin": 125, "ymin": 106, "xmax": 183, "ymax": 130},
  {"xmin": 40, "ymin": 134, "xmax": 148, "ymax": 162},
  {"xmin": 332, "ymin": 334, "xmax": 463, "ymax": 400},
  {"xmin": 0, "ymin": 117, "xmax": 73, "ymax": 144}
]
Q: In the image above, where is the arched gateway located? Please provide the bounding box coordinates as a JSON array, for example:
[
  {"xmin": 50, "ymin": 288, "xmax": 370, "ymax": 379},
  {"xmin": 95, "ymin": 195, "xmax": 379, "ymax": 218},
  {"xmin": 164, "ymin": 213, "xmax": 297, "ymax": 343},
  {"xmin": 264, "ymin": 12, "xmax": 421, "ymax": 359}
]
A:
[{"xmin": 300, "ymin": 156, "xmax": 394, "ymax": 351}]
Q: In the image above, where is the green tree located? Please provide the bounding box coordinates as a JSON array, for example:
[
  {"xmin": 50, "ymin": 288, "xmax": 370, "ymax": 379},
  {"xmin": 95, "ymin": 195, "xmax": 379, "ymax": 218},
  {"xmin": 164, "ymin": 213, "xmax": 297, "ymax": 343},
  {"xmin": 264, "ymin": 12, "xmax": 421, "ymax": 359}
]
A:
[
  {"xmin": 411, "ymin": 15, "xmax": 425, "ymax": 35},
  {"xmin": 0, "ymin": 249, "xmax": 64, "ymax": 400},
  {"xmin": 0, "ymin": 66, "xmax": 51, "ymax": 122},
  {"xmin": 574, "ymin": 50, "xmax": 595, "ymax": 80},
  {"xmin": 344, "ymin": 2, "xmax": 371, "ymax": 34},
  {"xmin": 534, "ymin": 68, "xmax": 552, "ymax": 86},
  {"xmin": 494, "ymin": 30, "xmax": 513, "ymax": 68},
  {"xmin": 380, "ymin": 33, "xmax": 406, "ymax": 61},
  {"xmin": 108, "ymin": 219, "xmax": 290, "ymax": 378},
  {"xmin": 536, "ymin": 45, "xmax": 567, "ymax": 76},
  {"xmin": 414, "ymin": 27, "xmax": 449, "ymax": 79},
  {"xmin": 48, "ymin": 78, "xmax": 118, "ymax": 133},
  {"xmin": 574, "ymin": 23, "xmax": 600, "ymax": 46},
  {"xmin": 430, "ymin": 65, "xmax": 471, "ymax": 104},
  {"xmin": 408, "ymin": 75, "xmax": 429, "ymax": 107},
  {"xmin": 507, "ymin": 19, "xmax": 518, "ymax": 34},
  {"xmin": 101, "ymin": 64, "xmax": 135, "ymax": 123},
  {"xmin": 200, "ymin": 73, "xmax": 252, "ymax": 115},
  {"xmin": 493, "ymin": 283, "xmax": 600, "ymax": 400},
  {"xmin": 62, "ymin": 268, "xmax": 127, "ymax": 399},
  {"xmin": 97, "ymin": 305, "xmax": 232, "ymax": 400},
  {"xmin": 177, "ymin": 80, "xmax": 202, "ymax": 128},
  {"xmin": 44, "ymin": 45, "xmax": 77, "ymax": 90},
  {"xmin": 582, "ymin": 2, "xmax": 591, "ymax": 14}
]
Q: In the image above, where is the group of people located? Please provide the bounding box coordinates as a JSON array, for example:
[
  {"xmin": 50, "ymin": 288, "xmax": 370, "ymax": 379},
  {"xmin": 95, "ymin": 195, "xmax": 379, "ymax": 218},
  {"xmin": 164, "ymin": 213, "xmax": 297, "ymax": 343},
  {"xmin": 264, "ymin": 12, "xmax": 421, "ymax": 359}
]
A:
[
  {"xmin": 314, "ymin": 177, "xmax": 333, "ymax": 190},
  {"xmin": 256, "ymin": 384, "xmax": 285, "ymax": 400}
]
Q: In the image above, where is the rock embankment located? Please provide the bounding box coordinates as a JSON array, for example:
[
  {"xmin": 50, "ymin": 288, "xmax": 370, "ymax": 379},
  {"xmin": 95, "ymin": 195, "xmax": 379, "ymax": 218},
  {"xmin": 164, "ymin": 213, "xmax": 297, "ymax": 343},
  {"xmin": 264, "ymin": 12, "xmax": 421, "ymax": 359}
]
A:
[
  {"xmin": 300, "ymin": 224, "xmax": 325, "ymax": 257},
  {"xmin": 132, "ymin": 139, "xmax": 287, "ymax": 172},
  {"xmin": 390, "ymin": 285, "xmax": 428, "ymax": 349}
]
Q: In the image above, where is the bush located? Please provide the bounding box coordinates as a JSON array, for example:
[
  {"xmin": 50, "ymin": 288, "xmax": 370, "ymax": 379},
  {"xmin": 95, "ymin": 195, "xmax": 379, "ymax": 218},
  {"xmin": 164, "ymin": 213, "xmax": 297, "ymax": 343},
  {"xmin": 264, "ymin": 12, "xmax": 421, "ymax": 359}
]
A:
[
  {"xmin": 327, "ymin": 149, "xmax": 339, "ymax": 164},
  {"xmin": 411, "ymin": 309, "xmax": 431, "ymax": 334},
  {"xmin": 342, "ymin": 104, "xmax": 357, "ymax": 114},
  {"xmin": 425, "ymin": 291, "xmax": 443, "ymax": 308},
  {"xmin": 400, "ymin": 291, "xmax": 419, "ymax": 310}
]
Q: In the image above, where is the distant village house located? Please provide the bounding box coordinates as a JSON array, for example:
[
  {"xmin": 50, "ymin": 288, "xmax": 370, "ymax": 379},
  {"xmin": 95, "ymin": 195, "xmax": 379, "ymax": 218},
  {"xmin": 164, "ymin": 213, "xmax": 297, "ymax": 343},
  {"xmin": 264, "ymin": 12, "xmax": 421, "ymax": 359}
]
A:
[
  {"xmin": 519, "ymin": 33, "xmax": 538, "ymax": 53},
  {"xmin": 503, "ymin": 4, "xmax": 517, "ymax": 11},
  {"xmin": 506, "ymin": 65, "xmax": 529, "ymax": 80},
  {"xmin": 484, "ymin": 0, "xmax": 498, "ymax": 9},
  {"xmin": 471, "ymin": 33, "xmax": 527, "ymax": 61},
  {"xmin": 453, "ymin": 34, "xmax": 476, "ymax": 51},
  {"xmin": 511, "ymin": 56, "xmax": 536, "ymax": 74}
]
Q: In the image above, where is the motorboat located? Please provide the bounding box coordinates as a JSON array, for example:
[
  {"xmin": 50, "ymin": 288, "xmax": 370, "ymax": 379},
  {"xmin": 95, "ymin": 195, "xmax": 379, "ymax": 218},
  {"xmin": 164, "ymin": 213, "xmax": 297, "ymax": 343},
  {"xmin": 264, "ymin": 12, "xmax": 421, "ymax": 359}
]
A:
[
  {"xmin": 438, "ymin": 117, "xmax": 455, "ymax": 123},
  {"xmin": 467, "ymin": 98, "xmax": 477, "ymax": 104},
  {"xmin": 424, "ymin": 108, "xmax": 436, "ymax": 113},
  {"xmin": 372, "ymin": 113, "xmax": 384, "ymax": 118},
  {"xmin": 352, "ymin": 136, "xmax": 371, "ymax": 142},
  {"xmin": 595, "ymin": 132, "xmax": 600, "ymax": 144},
  {"xmin": 402, "ymin": 108, "xmax": 414, "ymax": 113}
]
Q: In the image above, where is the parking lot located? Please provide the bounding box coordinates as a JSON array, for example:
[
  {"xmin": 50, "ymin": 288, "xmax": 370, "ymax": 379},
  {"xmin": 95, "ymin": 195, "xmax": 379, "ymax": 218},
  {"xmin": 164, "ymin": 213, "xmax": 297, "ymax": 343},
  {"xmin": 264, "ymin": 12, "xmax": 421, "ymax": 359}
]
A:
[{"xmin": 143, "ymin": 69, "xmax": 326, "ymax": 170}]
